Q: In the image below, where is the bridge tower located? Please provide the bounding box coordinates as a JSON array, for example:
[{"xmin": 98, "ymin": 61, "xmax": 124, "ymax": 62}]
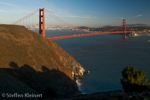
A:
[
  {"xmin": 123, "ymin": 19, "xmax": 126, "ymax": 38},
  {"xmin": 39, "ymin": 8, "xmax": 45, "ymax": 37}
]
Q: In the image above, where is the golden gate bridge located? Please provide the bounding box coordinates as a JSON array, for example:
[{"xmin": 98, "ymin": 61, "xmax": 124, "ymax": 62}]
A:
[{"xmin": 11, "ymin": 8, "xmax": 135, "ymax": 40}]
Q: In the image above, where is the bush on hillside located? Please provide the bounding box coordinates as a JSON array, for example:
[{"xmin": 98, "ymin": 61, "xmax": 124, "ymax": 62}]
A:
[
  {"xmin": 42, "ymin": 87, "xmax": 58, "ymax": 99},
  {"xmin": 121, "ymin": 66, "xmax": 150, "ymax": 94}
]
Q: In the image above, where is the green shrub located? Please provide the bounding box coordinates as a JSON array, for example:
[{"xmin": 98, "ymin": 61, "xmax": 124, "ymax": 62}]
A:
[{"xmin": 121, "ymin": 66, "xmax": 150, "ymax": 94}]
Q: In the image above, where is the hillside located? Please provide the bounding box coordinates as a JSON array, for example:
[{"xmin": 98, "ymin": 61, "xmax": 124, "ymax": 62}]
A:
[{"xmin": 0, "ymin": 24, "xmax": 86, "ymax": 99}]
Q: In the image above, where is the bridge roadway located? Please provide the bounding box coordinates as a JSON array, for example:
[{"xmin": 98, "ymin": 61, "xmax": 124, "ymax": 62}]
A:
[{"xmin": 47, "ymin": 31, "xmax": 134, "ymax": 40}]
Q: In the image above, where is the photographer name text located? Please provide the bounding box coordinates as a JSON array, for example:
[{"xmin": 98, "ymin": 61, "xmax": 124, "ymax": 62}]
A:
[{"xmin": 1, "ymin": 93, "xmax": 42, "ymax": 98}]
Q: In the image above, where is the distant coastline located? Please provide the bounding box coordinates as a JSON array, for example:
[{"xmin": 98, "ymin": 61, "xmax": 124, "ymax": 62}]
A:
[{"xmin": 134, "ymin": 32, "xmax": 150, "ymax": 36}]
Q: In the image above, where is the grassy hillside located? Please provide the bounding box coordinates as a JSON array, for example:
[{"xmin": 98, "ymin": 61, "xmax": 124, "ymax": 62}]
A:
[{"xmin": 0, "ymin": 24, "xmax": 85, "ymax": 98}]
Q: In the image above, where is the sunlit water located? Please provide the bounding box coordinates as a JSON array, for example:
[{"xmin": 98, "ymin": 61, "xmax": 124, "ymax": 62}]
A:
[{"xmin": 33, "ymin": 30, "xmax": 150, "ymax": 94}]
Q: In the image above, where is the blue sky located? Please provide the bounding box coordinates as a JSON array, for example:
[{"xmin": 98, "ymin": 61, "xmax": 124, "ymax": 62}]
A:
[{"xmin": 0, "ymin": 0, "xmax": 150, "ymax": 27}]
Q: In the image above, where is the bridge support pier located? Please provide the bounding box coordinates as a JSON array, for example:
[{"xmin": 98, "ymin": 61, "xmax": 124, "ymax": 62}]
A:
[
  {"xmin": 132, "ymin": 31, "xmax": 135, "ymax": 36},
  {"xmin": 39, "ymin": 8, "xmax": 45, "ymax": 37},
  {"xmin": 123, "ymin": 19, "xmax": 126, "ymax": 38}
]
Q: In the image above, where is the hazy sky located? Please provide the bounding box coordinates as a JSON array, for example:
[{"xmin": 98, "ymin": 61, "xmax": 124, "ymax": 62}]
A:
[{"xmin": 0, "ymin": 0, "xmax": 150, "ymax": 26}]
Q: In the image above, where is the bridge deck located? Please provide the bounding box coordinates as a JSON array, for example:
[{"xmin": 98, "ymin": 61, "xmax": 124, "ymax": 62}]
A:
[{"xmin": 47, "ymin": 31, "xmax": 134, "ymax": 40}]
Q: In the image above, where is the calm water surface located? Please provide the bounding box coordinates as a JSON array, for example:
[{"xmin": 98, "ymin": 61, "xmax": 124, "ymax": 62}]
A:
[{"xmin": 34, "ymin": 30, "xmax": 150, "ymax": 94}]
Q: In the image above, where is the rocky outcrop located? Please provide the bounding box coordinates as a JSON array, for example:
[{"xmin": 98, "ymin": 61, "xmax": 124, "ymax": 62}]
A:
[
  {"xmin": 0, "ymin": 24, "xmax": 86, "ymax": 98},
  {"xmin": 50, "ymin": 40, "xmax": 86, "ymax": 79}
]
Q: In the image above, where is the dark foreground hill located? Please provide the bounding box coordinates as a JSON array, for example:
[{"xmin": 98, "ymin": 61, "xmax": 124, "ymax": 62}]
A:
[{"xmin": 0, "ymin": 24, "xmax": 86, "ymax": 99}]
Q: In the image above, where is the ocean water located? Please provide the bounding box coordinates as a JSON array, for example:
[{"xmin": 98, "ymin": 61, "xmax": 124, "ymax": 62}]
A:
[{"xmin": 34, "ymin": 30, "xmax": 150, "ymax": 94}]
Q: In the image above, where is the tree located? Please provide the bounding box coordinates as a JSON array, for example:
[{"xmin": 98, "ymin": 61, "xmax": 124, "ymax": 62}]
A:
[{"xmin": 121, "ymin": 66, "xmax": 150, "ymax": 94}]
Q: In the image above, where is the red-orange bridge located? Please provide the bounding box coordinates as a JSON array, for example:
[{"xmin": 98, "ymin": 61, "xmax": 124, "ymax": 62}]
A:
[{"xmin": 11, "ymin": 8, "xmax": 135, "ymax": 40}]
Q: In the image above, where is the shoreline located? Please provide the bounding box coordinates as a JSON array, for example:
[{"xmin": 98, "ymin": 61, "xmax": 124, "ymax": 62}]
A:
[
  {"xmin": 75, "ymin": 70, "xmax": 89, "ymax": 94},
  {"xmin": 134, "ymin": 32, "xmax": 150, "ymax": 37}
]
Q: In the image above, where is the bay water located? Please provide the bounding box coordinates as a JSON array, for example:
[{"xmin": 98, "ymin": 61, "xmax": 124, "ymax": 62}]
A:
[{"xmin": 34, "ymin": 30, "xmax": 150, "ymax": 94}]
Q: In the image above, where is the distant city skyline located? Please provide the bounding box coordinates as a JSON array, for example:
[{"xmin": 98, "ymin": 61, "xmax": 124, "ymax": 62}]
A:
[{"xmin": 0, "ymin": 0, "xmax": 150, "ymax": 27}]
